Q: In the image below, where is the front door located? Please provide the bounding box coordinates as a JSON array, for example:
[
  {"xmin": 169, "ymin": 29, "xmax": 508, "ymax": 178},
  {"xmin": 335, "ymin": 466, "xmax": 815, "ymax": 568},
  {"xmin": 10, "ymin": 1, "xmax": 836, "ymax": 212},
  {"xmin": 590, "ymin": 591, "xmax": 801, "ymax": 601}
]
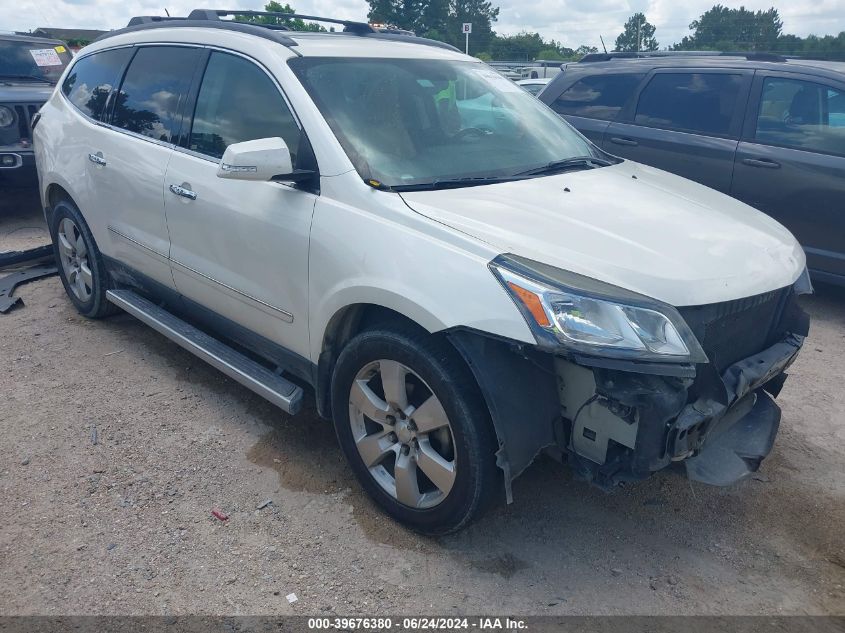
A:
[
  {"xmin": 732, "ymin": 72, "xmax": 845, "ymax": 279},
  {"xmin": 164, "ymin": 50, "xmax": 316, "ymax": 360}
]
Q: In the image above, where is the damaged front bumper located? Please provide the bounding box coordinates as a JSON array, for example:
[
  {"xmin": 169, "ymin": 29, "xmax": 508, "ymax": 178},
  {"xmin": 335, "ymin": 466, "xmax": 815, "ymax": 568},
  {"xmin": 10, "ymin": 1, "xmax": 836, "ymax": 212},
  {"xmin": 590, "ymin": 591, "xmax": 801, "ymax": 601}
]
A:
[{"xmin": 448, "ymin": 284, "xmax": 809, "ymax": 501}]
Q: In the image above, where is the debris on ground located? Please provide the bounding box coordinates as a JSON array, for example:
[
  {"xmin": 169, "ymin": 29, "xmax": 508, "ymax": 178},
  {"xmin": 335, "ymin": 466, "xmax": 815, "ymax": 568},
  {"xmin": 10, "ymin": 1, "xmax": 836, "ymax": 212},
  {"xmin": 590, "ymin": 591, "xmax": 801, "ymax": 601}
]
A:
[
  {"xmin": 211, "ymin": 509, "xmax": 229, "ymax": 522},
  {"xmin": 286, "ymin": 593, "xmax": 298, "ymax": 604},
  {"xmin": 256, "ymin": 499, "xmax": 273, "ymax": 510}
]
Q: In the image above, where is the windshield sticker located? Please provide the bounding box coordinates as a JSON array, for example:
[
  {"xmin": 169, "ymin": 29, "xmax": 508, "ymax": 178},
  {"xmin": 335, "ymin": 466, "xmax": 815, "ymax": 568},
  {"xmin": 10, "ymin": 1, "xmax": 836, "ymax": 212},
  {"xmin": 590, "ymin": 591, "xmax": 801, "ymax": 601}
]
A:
[
  {"xmin": 472, "ymin": 67, "xmax": 523, "ymax": 93},
  {"xmin": 29, "ymin": 48, "xmax": 63, "ymax": 67},
  {"xmin": 54, "ymin": 45, "xmax": 67, "ymax": 54}
]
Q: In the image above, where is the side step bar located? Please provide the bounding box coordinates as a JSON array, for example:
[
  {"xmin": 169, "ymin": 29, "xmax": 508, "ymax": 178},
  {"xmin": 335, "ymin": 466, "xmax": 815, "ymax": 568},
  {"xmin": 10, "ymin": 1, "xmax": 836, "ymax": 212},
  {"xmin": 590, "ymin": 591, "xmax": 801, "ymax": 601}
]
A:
[{"xmin": 106, "ymin": 289, "xmax": 304, "ymax": 415}]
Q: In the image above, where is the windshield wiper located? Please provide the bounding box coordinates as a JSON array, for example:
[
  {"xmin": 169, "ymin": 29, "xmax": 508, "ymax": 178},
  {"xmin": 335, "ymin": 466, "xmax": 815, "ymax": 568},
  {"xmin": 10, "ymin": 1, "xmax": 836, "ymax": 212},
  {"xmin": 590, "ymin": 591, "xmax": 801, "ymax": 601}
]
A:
[
  {"xmin": 514, "ymin": 156, "xmax": 616, "ymax": 177},
  {"xmin": 392, "ymin": 175, "xmax": 521, "ymax": 192},
  {"xmin": 0, "ymin": 74, "xmax": 54, "ymax": 84}
]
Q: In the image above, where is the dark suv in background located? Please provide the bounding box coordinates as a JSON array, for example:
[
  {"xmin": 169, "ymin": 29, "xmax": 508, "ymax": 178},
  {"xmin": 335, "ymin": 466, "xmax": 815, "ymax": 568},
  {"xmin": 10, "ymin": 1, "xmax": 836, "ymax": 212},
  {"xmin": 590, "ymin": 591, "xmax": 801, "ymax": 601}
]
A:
[
  {"xmin": 540, "ymin": 53, "xmax": 845, "ymax": 285},
  {"xmin": 1, "ymin": 34, "xmax": 72, "ymax": 195}
]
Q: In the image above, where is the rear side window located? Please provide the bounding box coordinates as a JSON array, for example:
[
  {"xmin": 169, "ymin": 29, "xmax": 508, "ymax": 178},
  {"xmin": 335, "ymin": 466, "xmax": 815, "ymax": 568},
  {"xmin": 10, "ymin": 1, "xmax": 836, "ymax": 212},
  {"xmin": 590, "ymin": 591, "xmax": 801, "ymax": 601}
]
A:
[
  {"xmin": 61, "ymin": 48, "xmax": 132, "ymax": 120},
  {"xmin": 755, "ymin": 77, "xmax": 845, "ymax": 157},
  {"xmin": 551, "ymin": 73, "xmax": 644, "ymax": 121},
  {"xmin": 111, "ymin": 46, "xmax": 201, "ymax": 143},
  {"xmin": 189, "ymin": 52, "xmax": 301, "ymax": 161},
  {"xmin": 635, "ymin": 73, "xmax": 744, "ymax": 136}
]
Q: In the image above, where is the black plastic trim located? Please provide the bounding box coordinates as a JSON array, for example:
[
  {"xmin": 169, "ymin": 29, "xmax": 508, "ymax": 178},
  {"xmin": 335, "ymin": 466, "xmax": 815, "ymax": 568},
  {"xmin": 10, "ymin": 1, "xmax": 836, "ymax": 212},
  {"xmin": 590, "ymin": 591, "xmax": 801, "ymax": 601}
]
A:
[{"xmin": 93, "ymin": 20, "xmax": 299, "ymax": 47}]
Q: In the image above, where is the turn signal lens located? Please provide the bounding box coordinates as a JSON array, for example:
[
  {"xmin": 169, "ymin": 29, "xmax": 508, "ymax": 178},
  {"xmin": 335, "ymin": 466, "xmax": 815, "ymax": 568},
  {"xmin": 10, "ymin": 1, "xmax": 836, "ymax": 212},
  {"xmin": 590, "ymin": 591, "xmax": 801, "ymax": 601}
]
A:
[{"xmin": 506, "ymin": 281, "xmax": 550, "ymax": 327}]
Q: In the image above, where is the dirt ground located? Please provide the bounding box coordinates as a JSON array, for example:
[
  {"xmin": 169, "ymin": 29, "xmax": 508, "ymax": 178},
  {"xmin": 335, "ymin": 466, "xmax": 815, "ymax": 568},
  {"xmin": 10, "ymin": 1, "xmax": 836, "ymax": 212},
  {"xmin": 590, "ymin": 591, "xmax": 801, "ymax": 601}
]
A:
[{"xmin": 1, "ymin": 195, "xmax": 843, "ymax": 616}]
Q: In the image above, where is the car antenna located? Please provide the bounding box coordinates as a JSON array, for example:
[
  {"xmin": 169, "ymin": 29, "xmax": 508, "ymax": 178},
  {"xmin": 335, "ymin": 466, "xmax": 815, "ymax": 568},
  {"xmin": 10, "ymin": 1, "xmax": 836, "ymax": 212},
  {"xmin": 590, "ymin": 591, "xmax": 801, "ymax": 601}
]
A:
[
  {"xmin": 600, "ymin": 35, "xmax": 608, "ymax": 54},
  {"xmin": 164, "ymin": 7, "xmax": 170, "ymax": 16}
]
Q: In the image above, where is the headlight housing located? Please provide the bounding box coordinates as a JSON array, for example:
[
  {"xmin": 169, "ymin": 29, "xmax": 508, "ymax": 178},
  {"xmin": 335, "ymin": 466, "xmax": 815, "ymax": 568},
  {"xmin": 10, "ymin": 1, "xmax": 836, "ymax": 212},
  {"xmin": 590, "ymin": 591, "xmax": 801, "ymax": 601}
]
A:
[
  {"xmin": 0, "ymin": 106, "xmax": 15, "ymax": 128},
  {"xmin": 490, "ymin": 254, "xmax": 707, "ymax": 364}
]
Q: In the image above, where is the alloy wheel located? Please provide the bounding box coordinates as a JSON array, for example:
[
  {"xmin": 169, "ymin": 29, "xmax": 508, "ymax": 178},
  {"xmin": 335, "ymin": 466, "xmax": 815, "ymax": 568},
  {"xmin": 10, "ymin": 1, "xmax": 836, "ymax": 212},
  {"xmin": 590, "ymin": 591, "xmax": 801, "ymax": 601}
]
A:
[
  {"xmin": 57, "ymin": 217, "xmax": 93, "ymax": 302},
  {"xmin": 348, "ymin": 359, "xmax": 457, "ymax": 509}
]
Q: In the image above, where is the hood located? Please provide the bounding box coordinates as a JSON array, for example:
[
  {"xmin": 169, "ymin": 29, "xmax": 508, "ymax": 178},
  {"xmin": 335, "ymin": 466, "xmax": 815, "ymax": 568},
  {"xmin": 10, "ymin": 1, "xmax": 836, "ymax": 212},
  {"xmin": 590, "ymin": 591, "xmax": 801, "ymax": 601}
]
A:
[
  {"xmin": 400, "ymin": 161, "xmax": 805, "ymax": 307},
  {"xmin": 0, "ymin": 82, "xmax": 55, "ymax": 102}
]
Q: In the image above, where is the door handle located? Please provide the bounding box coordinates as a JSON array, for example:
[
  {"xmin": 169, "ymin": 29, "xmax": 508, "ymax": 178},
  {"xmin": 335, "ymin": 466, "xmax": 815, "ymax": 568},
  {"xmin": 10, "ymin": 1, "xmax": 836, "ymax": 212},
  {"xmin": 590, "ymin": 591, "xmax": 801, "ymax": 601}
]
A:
[
  {"xmin": 742, "ymin": 158, "xmax": 781, "ymax": 169},
  {"xmin": 169, "ymin": 183, "xmax": 197, "ymax": 200},
  {"xmin": 88, "ymin": 152, "xmax": 106, "ymax": 166},
  {"xmin": 610, "ymin": 137, "xmax": 638, "ymax": 147}
]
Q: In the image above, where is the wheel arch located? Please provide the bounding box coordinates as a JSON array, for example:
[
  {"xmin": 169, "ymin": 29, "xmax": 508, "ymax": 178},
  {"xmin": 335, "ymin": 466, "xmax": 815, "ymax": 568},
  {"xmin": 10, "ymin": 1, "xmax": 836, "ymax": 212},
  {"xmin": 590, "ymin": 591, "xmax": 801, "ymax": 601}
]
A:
[
  {"xmin": 44, "ymin": 181, "xmax": 78, "ymax": 226},
  {"xmin": 315, "ymin": 301, "xmax": 438, "ymax": 420}
]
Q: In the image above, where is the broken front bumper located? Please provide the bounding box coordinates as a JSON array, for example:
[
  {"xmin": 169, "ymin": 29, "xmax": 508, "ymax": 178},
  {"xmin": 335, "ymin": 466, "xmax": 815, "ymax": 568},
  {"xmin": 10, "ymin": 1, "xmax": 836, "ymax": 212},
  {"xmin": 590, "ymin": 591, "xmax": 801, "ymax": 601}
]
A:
[{"xmin": 448, "ymin": 285, "xmax": 809, "ymax": 501}]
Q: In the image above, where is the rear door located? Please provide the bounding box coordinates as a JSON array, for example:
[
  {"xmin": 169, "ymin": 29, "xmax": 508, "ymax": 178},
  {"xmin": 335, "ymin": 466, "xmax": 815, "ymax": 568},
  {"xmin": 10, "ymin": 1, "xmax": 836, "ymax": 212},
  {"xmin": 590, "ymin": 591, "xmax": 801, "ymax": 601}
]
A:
[
  {"xmin": 544, "ymin": 72, "xmax": 645, "ymax": 145},
  {"xmin": 95, "ymin": 45, "xmax": 202, "ymax": 290},
  {"xmin": 732, "ymin": 71, "xmax": 845, "ymax": 279},
  {"xmin": 603, "ymin": 68, "xmax": 753, "ymax": 192}
]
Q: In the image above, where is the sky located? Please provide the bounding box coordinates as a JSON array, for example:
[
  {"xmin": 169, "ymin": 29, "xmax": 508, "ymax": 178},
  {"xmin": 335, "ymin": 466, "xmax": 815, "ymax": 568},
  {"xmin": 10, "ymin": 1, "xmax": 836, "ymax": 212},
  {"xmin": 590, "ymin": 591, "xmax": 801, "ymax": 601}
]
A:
[{"xmin": 6, "ymin": 0, "xmax": 845, "ymax": 50}]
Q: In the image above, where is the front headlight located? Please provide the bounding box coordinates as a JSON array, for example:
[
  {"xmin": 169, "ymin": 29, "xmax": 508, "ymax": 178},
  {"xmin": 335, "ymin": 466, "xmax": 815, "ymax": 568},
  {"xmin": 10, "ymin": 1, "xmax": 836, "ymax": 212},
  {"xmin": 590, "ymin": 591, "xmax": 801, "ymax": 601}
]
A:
[
  {"xmin": 0, "ymin": 106, "xmax": 15, "ymax": 128},
  {"xmin": 490, "ymin": 254, "xmax": 707, "ymax": 363}
]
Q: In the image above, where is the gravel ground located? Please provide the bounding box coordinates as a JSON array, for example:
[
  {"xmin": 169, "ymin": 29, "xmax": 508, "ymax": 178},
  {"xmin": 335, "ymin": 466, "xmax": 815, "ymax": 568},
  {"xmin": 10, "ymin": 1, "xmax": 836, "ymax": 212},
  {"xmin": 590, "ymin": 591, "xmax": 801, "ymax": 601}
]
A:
[{"xmin": 1, "ymin": 198, "xmax": 843, "ymax": 616}]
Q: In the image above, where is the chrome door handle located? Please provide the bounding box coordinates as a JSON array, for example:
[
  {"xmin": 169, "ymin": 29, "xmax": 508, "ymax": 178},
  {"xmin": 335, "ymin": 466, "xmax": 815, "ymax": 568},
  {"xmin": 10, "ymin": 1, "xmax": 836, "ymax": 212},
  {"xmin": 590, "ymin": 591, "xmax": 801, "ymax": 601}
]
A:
[
  {"xmin": 169, "ymin": 183, "xmax": 197, "ymax": 200},
  {"xmin": 88, "ymin": 152, "xmax": 107, "ymax": 166}
]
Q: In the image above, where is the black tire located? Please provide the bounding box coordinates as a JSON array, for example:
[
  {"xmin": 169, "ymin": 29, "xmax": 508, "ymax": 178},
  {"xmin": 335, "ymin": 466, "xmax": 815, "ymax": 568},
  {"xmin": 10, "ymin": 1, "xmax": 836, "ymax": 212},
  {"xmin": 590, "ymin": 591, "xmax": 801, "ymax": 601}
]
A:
[
  {"xmin": 49, "ymin": 198, "xmax": 118, "ymax": 318},
  {"xmin": 331, "ymin": 325, "xmax": 499, "ymax": 535}
]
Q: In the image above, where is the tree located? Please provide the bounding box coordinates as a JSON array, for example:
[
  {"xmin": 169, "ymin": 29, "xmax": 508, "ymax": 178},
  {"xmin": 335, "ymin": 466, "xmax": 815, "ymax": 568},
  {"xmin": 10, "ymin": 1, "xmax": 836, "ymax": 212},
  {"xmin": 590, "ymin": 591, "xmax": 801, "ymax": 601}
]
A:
[
  {"xmin": 575, "ymin": 45, "xmax": 599, "ymax": 58},
  {"xmin": 673, "ymin": 5, "xmax": 782, "ymax": 51},
  {"xmin": 234, "ymin": 1, "xmax": 326, "ymax": 32},
  {"xmin": 366, "ymin": 0, "xmax": 498, "ymax": 53},
  {"xmin": 614, "ymin": 13, "xmax": 658, "ymax": 52}
]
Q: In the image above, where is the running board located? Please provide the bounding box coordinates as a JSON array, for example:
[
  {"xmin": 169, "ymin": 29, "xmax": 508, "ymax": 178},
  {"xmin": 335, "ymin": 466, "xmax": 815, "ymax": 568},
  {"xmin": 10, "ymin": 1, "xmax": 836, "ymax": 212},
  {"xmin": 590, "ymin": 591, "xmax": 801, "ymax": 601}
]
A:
[{"xmin": 106, "ymin": 289, "xmax": 304, "ymax": 415}]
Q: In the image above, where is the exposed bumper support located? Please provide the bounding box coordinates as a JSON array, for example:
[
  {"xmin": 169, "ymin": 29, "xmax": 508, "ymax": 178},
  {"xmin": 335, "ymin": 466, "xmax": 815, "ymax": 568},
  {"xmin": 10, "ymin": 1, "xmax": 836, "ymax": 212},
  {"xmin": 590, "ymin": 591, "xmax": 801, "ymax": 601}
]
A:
[{"xmin": 447, "ymin": 287, "xmax": 809, "ymax": 500}]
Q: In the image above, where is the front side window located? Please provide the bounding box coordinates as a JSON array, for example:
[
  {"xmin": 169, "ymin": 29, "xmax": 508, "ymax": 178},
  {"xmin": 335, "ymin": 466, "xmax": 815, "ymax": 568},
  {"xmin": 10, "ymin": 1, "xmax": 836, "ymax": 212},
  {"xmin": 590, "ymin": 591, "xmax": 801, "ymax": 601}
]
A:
[
  {"xmin": 635, "ymin": 72, "xmax": 743, "ymax": 136},
  {"xmin": 0, "ymin": 39, "xmax": 72, "ymax": 84},
  {"xmin": 111, "ymin": 46, "xmax": 201, "ymax": 143},
  {"xmin": 189, "ymin": 52, "xmax": 301, "ymax": 161},
  {"xmin": 61, "ymin": 48, "xmax": 133, "ymax": 120},
  {"xmin": 551, "ymin": 73, "xmax": 644, "ymax": 121},
  {"xmin": 755, "ymin": 77, "xmax": 845, "ymax": 157},
  {"xmin": 289, "ymin": 58, "xmax": 598, "ymax": 189}
]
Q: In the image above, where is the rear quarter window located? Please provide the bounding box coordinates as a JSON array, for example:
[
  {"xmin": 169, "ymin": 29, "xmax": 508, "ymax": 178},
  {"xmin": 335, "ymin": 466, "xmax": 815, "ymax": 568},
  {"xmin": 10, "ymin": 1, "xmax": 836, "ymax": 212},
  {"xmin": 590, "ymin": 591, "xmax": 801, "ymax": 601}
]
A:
[
  {"xmin": 61, "ymin": 48, "xmax": 133, "ymax": 120},
  {"xmin": 550, "ymin": 73, "xmax": 644, "ymax": 121}
]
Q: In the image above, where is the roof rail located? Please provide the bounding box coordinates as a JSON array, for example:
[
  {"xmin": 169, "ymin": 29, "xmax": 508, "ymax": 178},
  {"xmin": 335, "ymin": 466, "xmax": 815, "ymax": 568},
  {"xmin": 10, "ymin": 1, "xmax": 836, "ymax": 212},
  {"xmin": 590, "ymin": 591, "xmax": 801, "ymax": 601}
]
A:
[
  {"xmin": 94, "ymin": 18, "xmax": 298, "ymax": 46},
  {"xmin": 188, "ymin": 9, "xmax": 376, "ymax": 34},
  {"xmin": 579, "ymin": 50, "xmax": 789, "ymax": 63},
  {"xmin": 98, "ymin": 9, "xmax": 460, "ymax": 53}
]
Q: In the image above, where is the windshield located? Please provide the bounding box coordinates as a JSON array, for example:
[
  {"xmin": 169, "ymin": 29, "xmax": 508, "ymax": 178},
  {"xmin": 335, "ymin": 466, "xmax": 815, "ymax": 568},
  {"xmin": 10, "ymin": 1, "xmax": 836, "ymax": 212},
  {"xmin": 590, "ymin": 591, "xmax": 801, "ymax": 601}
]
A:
[
  {"xmin": 289, "ymin": 58, "xmax": 602, "ymax": 189},
  {"xmin": 0, "ymin": 40, "xmax": 72, "ymax": 83}
]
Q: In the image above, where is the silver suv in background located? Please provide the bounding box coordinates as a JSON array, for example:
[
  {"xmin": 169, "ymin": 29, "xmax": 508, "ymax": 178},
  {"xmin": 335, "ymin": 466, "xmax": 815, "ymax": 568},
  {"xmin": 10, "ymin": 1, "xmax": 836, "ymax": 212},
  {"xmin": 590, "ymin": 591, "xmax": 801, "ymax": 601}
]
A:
[{"xmin": 539, "ymin": 52, "xmax": 845, "ymax": 285}]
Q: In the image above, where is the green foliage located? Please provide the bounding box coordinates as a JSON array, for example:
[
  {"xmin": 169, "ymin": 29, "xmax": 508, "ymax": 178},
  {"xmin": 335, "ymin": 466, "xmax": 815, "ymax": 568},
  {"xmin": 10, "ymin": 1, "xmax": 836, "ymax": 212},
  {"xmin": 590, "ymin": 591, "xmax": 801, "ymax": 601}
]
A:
[
  {"xmin": 673, "ymin": 5, "xmax": 781, "ymax": 51},
  {"xmin": 615, "ymin": 13, "xmax": 658, "ymax": 52},
  {"xmin": 537, "ymin": 48, "xmax": 564, "ymax": 61},
  {"xmin": 361, "ymin": 0, "xmax": 845, "ymax": 62},
  {"xmin": 475, "ymin": 51, "xmax": 492, "ymax": 61},
  {"xmin": 234, "ymin": 1, "xmax": 326, "ymax": 32}
]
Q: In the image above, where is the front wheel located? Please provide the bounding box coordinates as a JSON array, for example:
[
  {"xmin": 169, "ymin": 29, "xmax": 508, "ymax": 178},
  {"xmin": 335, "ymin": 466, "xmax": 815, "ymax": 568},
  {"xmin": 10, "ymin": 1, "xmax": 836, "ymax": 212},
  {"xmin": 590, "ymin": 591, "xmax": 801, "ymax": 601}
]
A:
[{"xmin": 331, "ymin": 326, "xmax": 499, "ymax": 535}]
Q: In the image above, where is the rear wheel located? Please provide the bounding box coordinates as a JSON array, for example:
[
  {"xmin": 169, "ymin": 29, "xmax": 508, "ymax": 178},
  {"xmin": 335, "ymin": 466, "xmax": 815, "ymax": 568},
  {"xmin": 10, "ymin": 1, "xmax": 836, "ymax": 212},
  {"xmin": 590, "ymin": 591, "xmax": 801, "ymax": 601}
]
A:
[
  {"xmin": 50, "ymin": 199, "xmax": 117, "ymax": 318},
  {"xmin": 331, "ymin": 326, "xmax": 498, "ymax": 535}
]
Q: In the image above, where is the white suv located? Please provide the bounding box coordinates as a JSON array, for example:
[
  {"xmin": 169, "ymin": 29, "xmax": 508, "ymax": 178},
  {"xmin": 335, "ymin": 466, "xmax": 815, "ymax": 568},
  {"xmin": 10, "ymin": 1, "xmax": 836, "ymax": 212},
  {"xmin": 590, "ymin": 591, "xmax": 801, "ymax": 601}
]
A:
[{"xmin": 34, "ymin": 10, "xmax": 811, "ymax": 534}]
